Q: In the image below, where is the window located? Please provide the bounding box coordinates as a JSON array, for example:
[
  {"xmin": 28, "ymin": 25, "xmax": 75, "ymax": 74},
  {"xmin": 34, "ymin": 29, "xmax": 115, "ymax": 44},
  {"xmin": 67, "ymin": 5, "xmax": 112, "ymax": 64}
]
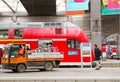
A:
[
  {"xmin": 14, "ymin": 29, "xmax": 23, "ymax": 38},
  {"xmin": 38, "ymin": 40, "xmax": 52, "ymax": 48},
  {"xmin": 68, "ymin": 40, "xmax": 80, "ymax": 49},
  {"xmin": 55, "ymin": 28, "xmax": 62, "ymax": 35},
  {"xmin": 0, "ymin": 30, "xmax": 8, "ymax": 38},
  {"xmin": 10, "ymin": 44, "xmax": 25, "ymax": 58}
]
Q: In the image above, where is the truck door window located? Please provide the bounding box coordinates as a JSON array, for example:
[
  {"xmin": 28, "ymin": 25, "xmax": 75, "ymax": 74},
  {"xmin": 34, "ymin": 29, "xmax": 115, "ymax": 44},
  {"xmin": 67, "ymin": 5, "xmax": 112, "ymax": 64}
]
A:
[
  {"xmin": 68, "ymin": 40, "xmax": 80, "ymax": 49},
  {"xmin": 10, "ymin": 44, "xmax": 25, "ymax": 58}
]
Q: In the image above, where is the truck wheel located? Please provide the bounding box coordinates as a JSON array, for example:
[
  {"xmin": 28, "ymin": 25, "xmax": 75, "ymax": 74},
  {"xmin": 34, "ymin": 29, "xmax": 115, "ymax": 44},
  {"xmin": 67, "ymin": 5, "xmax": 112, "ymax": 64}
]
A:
[
  {"xmin": 12, "ymin": 69, "xmax": 17, "ymax": 72},
  {"xmin": 17, "ymin": 64, "xmax": 25, "ymax": 73},
  {"xmin": 44, "ymin": 62, "xmax": 53, "ymax": 71}
]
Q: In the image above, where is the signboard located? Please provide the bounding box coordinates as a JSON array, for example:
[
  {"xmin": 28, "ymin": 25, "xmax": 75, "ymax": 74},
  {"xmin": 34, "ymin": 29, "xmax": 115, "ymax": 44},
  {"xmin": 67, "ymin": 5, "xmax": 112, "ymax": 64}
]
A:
[
  {"xmin": 102, "ymin": 0, "xmax": 120, "ymax": 15},
  {"xmin": 106, "ymin": 35, "xmax": 118, "ymax": 45},
  {"xmin": 103, "ymin": 0, "xmax": 108, "ymax": 6},
  {"xmin": 80, "ymin": 43, "xmax": 92, "ymax": 68},
  {"xmin": 68, "ymin": 51, "xmax": 78, "ymax": 55},
  {"xmin": 81, "ymin": 43, "xmax": 91, "ymax": 57},
  {"xmin": 66, "ymin": 10, "xmax": 85, "ymax": 16},
  {"xmin": 66, "ymin": 0, "xmax": 89, "ymax": 11},
  {"xmin": 75, "ymin": 0, "xmax": 85, "ymax": 2},
  {"xmin": 108, "ymin": 0, "xmax": 120, "ymax": 10}
]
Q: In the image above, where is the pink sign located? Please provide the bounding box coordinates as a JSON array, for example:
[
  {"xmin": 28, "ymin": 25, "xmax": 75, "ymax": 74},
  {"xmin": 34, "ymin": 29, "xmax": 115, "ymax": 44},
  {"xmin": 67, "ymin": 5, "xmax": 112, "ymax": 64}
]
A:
[
  {"xmin": 74, "ymin": 0, "xmax": 85, "ymax": 2},
  {"xmin": 108, "ymin": 0, "xmax": 120, "ymax": 9}
]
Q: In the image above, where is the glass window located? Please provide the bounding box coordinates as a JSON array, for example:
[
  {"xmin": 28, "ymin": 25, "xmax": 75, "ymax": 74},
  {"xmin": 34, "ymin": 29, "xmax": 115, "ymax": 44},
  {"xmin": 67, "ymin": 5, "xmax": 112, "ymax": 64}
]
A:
[
  {"xmin": 38, "ymin": 40, "xmax": 52, "ymax": 48},
  {"xmin": 55, "ymin": 28, "xmax": 62, "ymax": 34},
  {"xmin": 14, "ymin": 29, "xmax": 23, "ymax": 38},
  {"xmin": 68, "ymin": 40, "xmax": 80, "ymax": 49},
  {"xmin": 10, "ymin": 44, "xmax": 25, "ymax": 58},
  {"xmin": 0, "ymin": 30, "xmax": 8, "ymax": 38}
]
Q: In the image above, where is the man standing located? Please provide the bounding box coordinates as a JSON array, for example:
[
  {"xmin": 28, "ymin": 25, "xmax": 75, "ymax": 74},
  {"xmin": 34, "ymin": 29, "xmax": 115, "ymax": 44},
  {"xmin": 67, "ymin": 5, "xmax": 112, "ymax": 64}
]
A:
[{"xmin": 94, "ymin": 44, "xmax": 102, "ymax": 70}]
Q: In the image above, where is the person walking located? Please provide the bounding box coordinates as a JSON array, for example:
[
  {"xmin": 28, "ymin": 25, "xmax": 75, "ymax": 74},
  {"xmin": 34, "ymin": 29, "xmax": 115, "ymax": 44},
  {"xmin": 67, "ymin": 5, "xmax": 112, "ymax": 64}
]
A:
[{"xmin": 94, "ymin": 44, "xmax": 102, "ymax": 70}]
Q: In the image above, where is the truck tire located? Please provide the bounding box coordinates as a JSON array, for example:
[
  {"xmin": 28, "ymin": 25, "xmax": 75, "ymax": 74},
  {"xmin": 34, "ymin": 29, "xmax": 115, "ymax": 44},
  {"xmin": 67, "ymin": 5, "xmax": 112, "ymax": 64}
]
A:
[
  {"xmin": 16, "ymin": 64, "xmax": 25, "ymax": 73},
  {"xmin": 44, "ymin": 61, "xmax": 53, "ymax": 71}
]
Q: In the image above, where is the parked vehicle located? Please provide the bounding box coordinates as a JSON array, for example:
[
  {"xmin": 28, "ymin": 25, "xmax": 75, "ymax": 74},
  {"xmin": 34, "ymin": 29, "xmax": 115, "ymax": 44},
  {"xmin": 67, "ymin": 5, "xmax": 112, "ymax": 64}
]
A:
[
  {"xmin": 0, "ymin": 22, "xmax": 94, "ymax": 66},
  {"xmin": 1, "ymin": 43, "xmax": 63, "ymax": 72}
]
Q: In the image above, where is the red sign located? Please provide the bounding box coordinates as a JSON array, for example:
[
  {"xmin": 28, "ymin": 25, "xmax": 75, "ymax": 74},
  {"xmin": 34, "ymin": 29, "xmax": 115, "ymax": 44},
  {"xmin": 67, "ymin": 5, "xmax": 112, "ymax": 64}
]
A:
[
  {"xmin": 75, "ymin": 0, "xmax": 85, "ymax": 2},
  {"xmin": 66, "ymin": 10, "xmax": 84, "ymax": 16}
]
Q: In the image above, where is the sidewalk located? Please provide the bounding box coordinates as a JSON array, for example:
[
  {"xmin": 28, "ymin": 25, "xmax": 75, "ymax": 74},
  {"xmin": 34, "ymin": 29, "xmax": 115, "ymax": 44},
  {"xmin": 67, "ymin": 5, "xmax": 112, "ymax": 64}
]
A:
[
  {"xmin": 101, "ymin": 59, "xmax": 120, "ymax": 67},
  {"xmin": 0, "ymin": 68, "xmax": 120, "ymax": 81}
]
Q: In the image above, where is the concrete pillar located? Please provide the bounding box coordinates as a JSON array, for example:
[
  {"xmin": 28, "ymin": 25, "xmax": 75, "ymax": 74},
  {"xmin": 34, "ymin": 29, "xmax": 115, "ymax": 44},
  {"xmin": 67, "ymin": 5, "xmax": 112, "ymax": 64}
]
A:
[
  {"xmin": 90, "ymin": 0, "xmax": 101, "ymax": 49},
  {"xmin": 118, "ymin": 15, "xmax": 120, "ymax": 56}
]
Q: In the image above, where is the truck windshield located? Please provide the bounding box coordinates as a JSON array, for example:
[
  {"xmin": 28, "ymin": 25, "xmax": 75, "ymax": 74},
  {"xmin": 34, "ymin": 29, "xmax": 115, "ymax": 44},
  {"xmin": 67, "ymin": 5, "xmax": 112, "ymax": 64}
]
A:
[{"xmin": 10, "ymin": 45, "xmax": 20, "ymax": 58}]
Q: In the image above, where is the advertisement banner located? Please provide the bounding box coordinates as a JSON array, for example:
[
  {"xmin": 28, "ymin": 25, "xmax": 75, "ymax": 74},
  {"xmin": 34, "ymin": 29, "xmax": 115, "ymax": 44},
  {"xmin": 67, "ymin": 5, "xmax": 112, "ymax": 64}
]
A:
[
  {"xmin": 68, "ymin": 51, "xmax": 78, "ymax": 55},
  {"xmin": 103, "ymin": 0, "xmax": 108, "ymax": 6},
  {"xmin": 81, "ymin": 43, "xmax": 92, "ymax": 68},
  {"xmin": 81, "ymin": 43, "xmax": 91, "ymax": 57},
  {"xmin": 75, "ymin": 0, "xmax": 85, "ymax": 2},
  {"xmin": 108, "ymin": 0, "xmax": 120, "ymax": 10},
  {"xmin": 66, "ymin": 10, "xmax": 85, "ymax": 16},
  {"xmin": 66, "ymin": 0, "xmax": 89, "ymax": 11},
  {"xmin": 102, "ymin": 0, "xmax": 120, "ymax": 15}
]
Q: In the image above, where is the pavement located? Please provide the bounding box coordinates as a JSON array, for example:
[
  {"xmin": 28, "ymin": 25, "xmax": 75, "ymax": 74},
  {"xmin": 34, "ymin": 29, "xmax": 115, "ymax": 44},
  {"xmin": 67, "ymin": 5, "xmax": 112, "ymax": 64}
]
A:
[
  {"xmin": 0, "ymin": 59, "xmax": 120, "ymax": 81},
  {"xmin": 0, "ymin": 67, "xmax": 120, "ymax": 80}
]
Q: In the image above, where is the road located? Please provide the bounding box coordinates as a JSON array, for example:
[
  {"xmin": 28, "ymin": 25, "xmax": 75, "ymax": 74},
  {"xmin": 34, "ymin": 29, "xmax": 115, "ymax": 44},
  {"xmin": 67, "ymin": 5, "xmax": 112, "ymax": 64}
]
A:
[{"xmin": 0, "ymin": 67, "xmax": 120, "ymax": 80}]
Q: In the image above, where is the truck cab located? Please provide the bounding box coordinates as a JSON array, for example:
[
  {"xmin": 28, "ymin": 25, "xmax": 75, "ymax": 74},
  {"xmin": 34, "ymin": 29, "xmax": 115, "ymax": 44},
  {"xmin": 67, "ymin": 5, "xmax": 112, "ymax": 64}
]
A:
[{"xmin": 1, "ymin": 43, "xmax": 63, "ymax": 72}]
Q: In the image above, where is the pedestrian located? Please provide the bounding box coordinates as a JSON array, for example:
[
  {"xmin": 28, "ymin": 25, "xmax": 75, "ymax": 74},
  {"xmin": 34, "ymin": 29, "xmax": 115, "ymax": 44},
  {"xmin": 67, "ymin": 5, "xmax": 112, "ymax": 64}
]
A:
[
  {"xmin": 16, "ymin": 45, "xmax": 24, "ymax": 56},
  {"xmin": 47, "ymin": 43, "xmax": 53, "ymax": 52},
  {"xmin": 94, "ymin": 44, "xmax": 102, "ymax": 70}
]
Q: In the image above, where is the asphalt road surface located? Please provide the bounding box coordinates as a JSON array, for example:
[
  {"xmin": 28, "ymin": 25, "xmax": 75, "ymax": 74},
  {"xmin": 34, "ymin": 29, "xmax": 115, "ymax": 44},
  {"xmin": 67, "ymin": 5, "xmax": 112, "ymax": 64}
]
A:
[{"xmin": 0, "ymin": 67, "xmax": 120, "ymax": 80}]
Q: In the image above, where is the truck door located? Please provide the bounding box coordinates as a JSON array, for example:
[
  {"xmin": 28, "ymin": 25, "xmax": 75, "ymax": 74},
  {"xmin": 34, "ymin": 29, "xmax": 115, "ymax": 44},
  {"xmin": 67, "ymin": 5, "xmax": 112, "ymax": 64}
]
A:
[
  {"xmin": 9, "ymin": 44, "xmax": 26, "ymax": 64},
  {"xmin": 0, "ymin": 48, "xmax": 3, "ymax": 64}
]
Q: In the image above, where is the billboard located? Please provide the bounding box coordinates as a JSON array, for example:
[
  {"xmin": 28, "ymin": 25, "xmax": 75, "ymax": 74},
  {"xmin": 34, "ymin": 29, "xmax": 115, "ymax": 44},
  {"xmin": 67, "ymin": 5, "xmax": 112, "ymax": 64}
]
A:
[
  {"xmin": 81, "ymin": 43, "xmax": 91, "ymax": 57},
  {"xmin": 66, "ymin": 10, "xmax": 85, "ymax": 16},
  {"xmin": 66, "ymin": 0, "xmax": 89, "ymax": 11},
  {"xmin": 103, "ymin": 0, "xmax": 108, "ymax": 6},
  {"xmin": 102, "ymin": 0, "xmax": 120, "ymax": 15},
  {"xmin": 75, "ymin": 0, "xmax": 85, "ymax": 2},
  {"xmin": 108, "ymin": 0, "xmax": 120, "ymax": 10}
]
